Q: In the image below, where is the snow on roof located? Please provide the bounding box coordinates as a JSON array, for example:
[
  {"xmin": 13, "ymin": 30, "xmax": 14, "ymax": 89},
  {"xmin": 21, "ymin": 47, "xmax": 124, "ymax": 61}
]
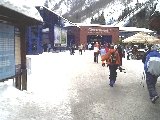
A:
[
  {"xmin": 155, "ymin": 1, "xmax": 160, "ymax": 12},
  {"xmin": 119, "ymin": 27, "xmax": 154, "ymax": 33},
  {"xmin": 0, "ymin": 0, "xmax": 43, "ymax": 21},
  {"xmin": 122, "ymin": 32, "xmax": 160, "ymax": 43},
  {"xmin": 65, "ymin": 23, "xmax": 153, "ymax": 33},
  {"xmin": 37, "ymin": 6, "xmax": 75, "ymax": 26},
  {"xmin": 66, "ymin": 23, "xmax": 118, "ymax": 28}
]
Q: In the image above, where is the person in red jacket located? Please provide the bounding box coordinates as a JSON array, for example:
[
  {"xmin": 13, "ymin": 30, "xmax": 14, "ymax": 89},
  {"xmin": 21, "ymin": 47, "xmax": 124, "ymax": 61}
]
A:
[
  {"xmin": 105, "ymin": 43, "xmax": 110, "ymax": 53},
  {"xmin": 102, "ymin": 44, "xmax": 121, "ymax": 87}
]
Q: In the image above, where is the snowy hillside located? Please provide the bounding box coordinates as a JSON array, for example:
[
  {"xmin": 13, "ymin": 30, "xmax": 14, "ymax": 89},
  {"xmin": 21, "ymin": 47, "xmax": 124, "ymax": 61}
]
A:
[
  {"xmin": 42, "ymin": 0, "xmax": 159, "ymax": 27},
  {"xmin": 3, "ymin": 0, "xmax": 158, "ymax": 27}
]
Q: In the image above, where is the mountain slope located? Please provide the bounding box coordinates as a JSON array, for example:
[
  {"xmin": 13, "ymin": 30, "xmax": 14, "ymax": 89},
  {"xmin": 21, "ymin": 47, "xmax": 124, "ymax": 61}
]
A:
[
  {"xmin": 44, "ymin": 0, "xmax": 159, "ymax": 27},
  {"xmin": 46, "ymin": 0, "xmax": 123, "ymax": 23}
]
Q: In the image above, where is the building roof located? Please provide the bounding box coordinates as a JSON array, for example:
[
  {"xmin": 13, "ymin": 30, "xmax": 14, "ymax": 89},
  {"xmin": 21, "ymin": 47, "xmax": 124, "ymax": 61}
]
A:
[
  {"xmin": 119, "ymin": 27, "xmax": 154, "ymax": 33},
  {"xmin": 122, "ymin": 32, "xmax": 160, "ymax": 43},
  {"xmin": 36, "ymin": 6, "xmax": 75, "ymax": 27},
  {"xmin": 66, "ymin": 23, "xmax": 119, "ymax": 28},
  {"xmin": 155, "ymin": 2, "xmax": 160, "ymax": 12},
  {"xmin": 0, "ymin": 0, "xmax": 43, "ymax": 21}
]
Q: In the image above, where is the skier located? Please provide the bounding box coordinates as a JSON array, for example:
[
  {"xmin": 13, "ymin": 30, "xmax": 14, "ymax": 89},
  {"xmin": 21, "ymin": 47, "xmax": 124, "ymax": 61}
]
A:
[
  {"xmin": 101, "ymin": 44, "xmax": 121, "ymax": 87},
  {"xmin": 143, "ymin": 44, "xmax": 160, "ymax": 103}
]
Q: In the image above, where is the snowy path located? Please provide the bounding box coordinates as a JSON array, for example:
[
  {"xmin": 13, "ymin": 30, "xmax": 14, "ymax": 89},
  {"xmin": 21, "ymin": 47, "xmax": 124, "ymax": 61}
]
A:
[{"xmin": 0, "ymin": 50, "xmax": 160, "ymax": 120}]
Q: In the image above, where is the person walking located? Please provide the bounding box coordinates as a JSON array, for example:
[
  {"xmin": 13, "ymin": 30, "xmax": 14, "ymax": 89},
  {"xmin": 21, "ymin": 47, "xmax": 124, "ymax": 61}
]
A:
[
  {"xmin": 79, "ymin": 44, "xmax": 83, "ymax": 55},
  {"xmin": 47, "ymin": 43, "xmax": 52, "ymax": 52},
  {"xmin": 70, "ymin": 45, "xmax": 75, "ymax": 55},
  {"xmin": 94, "ymin": 42, "xmax": 100, "ymax": 63},
  {"xmin": 100, "ymin": 45, "xmax": 107, "ymax": 67},
  {"xmin": 101, "ymin": 44, "xmax": 121, "ymax": 87},
  {"xmin": 126, "ymin": 46, "xmax": 131, "ymax": 60},
  {"xmin": 43, "ymin": 43, "xmax": 48, "ymax": 52},
  {"xmin": 88, "ymin": 43, "xmax": 92, "ymax": 50},
  {"xmin": 143, "ymin": 44, "xmax": 160, "ymax": 103}
]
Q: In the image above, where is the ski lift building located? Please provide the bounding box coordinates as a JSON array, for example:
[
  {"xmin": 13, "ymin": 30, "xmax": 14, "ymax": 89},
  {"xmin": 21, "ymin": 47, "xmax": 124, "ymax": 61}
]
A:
[{"xmin": 66, "ymin": 24, "xmax": 119, "ymax": 47}]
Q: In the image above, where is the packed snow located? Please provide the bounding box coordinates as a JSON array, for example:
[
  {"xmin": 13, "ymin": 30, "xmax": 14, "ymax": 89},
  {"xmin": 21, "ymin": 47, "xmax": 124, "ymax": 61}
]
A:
[{"xmin": 0, "ymin": 51, "xmax": 160, "ymax": 120}]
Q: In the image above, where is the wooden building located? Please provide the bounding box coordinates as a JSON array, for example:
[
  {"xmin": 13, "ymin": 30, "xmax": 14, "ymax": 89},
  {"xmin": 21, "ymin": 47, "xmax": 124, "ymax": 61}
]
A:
[
  {"xmin": 0, "ymin": 4, "xmax": 42, "ymax": 90},
  {"xmin": 67, "ymin": 24, "xmax": 119, "ymax": 47}
]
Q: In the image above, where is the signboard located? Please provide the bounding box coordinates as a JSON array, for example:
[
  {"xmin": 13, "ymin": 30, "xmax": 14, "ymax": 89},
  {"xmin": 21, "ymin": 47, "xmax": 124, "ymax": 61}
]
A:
[
  {"xmin": 54, "ymin": 25, "xmax": 67, "ymax": 46},
  {"xmin": 88, "ymin": 27, "xmax": 110, "ymax": 34},
  {"xmin": 0, "ymin": 23, "xmax": 15, "ymax": 80},
  {"xmin": 61, "ymin": 29, "xmax": 67, "ymax": 46},
  {"xmin": 54, "ymin": 26, "xmax": 61, "ymax": 45}
]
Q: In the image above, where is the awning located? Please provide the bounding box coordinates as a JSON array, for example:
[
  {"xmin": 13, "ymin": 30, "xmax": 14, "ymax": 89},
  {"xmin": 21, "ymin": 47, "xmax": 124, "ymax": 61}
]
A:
[{"xmin": 122, "ymin": 32, "xmax": 160, "ymax": 44}]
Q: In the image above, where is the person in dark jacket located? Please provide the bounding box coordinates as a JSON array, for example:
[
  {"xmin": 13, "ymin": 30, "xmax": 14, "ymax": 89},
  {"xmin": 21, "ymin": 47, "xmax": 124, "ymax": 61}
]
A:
[{"xmin": 70, "ymin": 45, "xmax": 75, "ymax": 55}]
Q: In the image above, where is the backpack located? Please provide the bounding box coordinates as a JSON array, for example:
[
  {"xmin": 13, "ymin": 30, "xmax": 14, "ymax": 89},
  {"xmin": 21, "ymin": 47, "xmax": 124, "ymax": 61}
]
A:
[
  {"xmin": 147, "ymin": 53, "xmax": 160, "ymax": 76},
  {"xmin": 109, "ymin": 52, "xmax": 117, "ymax": 63}
]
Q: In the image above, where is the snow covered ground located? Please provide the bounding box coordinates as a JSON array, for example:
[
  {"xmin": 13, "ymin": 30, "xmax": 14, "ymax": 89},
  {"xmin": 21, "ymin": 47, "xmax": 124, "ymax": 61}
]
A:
[{"xmin": 0, "ymin": 50, "xmax": 160, "ymax": 120}]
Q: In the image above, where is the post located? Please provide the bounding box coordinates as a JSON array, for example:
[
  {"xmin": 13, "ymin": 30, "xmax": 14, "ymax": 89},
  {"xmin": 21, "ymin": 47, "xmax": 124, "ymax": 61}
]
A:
[
  {"xmin": 15, "ymin": 75, "xmax": 21, "ymax": 90},
  {"xmin": 19, "ymin": 25, "xmax": 27, "ymax": 90},
  {"xmin": 21, "ymin": 69, "xmax": 27, "ymax": 90}
]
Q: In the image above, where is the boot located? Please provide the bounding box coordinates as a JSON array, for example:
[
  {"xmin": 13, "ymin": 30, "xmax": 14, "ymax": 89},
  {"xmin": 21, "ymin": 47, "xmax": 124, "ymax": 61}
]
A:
[
  {"xmin": 151, "ymin": 96, "xmax": 159, "ymax": 104},
  {"xmin": 109, "ymin": 80, "xmax": 114, "ymax": 87}
]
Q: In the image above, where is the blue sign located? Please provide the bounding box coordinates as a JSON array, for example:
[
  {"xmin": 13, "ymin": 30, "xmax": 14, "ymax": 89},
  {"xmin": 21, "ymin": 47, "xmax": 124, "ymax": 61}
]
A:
[{"xmin": 0, "ymin": 23, "xmax": 15, "ymax": 81}]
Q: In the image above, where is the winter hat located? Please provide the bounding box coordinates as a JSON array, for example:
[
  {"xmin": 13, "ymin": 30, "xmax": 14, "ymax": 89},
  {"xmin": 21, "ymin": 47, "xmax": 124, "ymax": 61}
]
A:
[{"xmin": 151, "ymin": 44, "xmax": 160, "ymax": 50}]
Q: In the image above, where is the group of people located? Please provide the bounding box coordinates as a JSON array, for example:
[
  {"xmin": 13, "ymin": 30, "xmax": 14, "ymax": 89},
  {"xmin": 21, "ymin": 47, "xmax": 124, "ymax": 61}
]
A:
[
  {"xmin": 69, "ymin": 44, "xmax": 85, "ymax": 55},
  {"xmin": 94, "ymin": 42, "xmax": 160, "ymax": 104}
]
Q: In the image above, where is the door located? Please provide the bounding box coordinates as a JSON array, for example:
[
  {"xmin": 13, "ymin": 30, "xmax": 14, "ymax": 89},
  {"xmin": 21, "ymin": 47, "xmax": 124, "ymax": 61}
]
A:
[{"xmin": 102, "ymin": 35, "xmax": 112, "ymax": 45}]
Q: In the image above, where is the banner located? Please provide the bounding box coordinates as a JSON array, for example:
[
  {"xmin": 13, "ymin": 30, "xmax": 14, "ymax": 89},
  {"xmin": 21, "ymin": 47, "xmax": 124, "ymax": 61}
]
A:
[
  {"xmin": 61, "ymin": 29, "xmax": 67, "ymax": 46},
  {"xmin": 54, "ymin": 26, "xmax": 67, "ymax": 46},
  {"xmin": 54, "ymin": 26, "xmax": 61, "ymax": 45}
]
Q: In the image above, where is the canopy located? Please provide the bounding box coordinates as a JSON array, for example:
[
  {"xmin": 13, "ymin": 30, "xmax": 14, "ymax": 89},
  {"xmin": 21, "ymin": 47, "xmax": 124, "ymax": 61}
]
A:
[{"xmin": 122, "ymin": 32, "xmax": 160, "ymax": 44}]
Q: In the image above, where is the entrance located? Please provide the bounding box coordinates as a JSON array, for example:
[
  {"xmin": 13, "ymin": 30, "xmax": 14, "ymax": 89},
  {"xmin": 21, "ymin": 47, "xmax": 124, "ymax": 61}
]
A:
[
  {"xmin": 87, "ymin": 35, "xmax": 112, "ymax": 45},
  {"xmin": 67, "ymin": 35, "xmax": 75, "ymax": 47}
]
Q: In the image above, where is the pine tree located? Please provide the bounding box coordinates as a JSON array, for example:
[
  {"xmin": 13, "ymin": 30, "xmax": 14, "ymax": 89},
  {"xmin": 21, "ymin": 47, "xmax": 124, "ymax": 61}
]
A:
[
  {"xmin": 91, "ymin": 17, "xmax": 94, "ymax": 24},
  {"xmin": 44, "ymin": 0, "xmax": 49, "ymax": 8},
  {"xmin": 99, "ymin": 11, "xmax": 106, "ymax": 25}
]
